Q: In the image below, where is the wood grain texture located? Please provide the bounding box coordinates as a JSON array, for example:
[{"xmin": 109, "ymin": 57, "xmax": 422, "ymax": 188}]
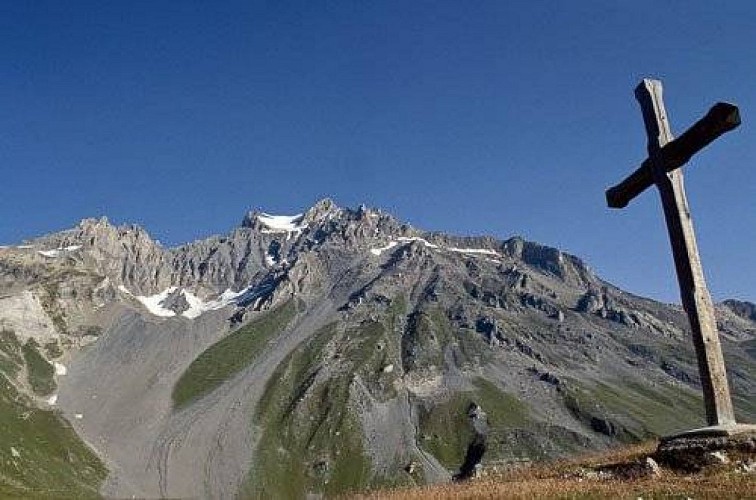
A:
[
  {"xmin": 633, "ymin": 79, "xmax": 735, "ymax": 426},
  {"xmin": 606, "ymin": 102, "xmax": 740, "ymax": 208}
]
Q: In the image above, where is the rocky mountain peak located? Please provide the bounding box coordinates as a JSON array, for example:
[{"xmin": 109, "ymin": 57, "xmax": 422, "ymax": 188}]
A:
[
  {"xmin": 302, "ymin": 197, "xmax": 341, "ymax": 223},
  {"xmin": 239, "ymin": 210, "xmax": 264, "ymax": 229},
  {"xmin": 78, "ymin": 216, "xmax": 111, "ymax": 229},
  {"xmin": 76, "ymin": 217, "xmax": 156, "ymax": 247},
  {"xmin": 240, "ymin": 198, "xmax": 340, "ymax": 231}
]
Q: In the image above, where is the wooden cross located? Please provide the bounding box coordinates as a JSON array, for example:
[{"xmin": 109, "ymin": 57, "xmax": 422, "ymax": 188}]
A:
[{"xmin": 606, "ymin": 79, "xmax": 741, "ymax": 429}]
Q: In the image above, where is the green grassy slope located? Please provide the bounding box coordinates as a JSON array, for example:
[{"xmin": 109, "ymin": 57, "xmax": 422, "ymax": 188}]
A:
[
  {"xmin": 0, "ymin": 330, "xmax": 106, "ymax": 498},
  {"xmin": 561, "ymin": 377, "xmax": 707, "ymax": 441},
  {"xmin": 22, "ymin": 339, "xmax": 56, "ymax": 396},
  {"xmin": 172, "ymin": 300, "xmax": 297, "ymax": 409},
  {"xmin": 417, "ymin": 377, "xmax": 585, "ymax": 470},
  {"xmin": 243, "ymin": 321, "xmax": 382, "ymax": 499}
]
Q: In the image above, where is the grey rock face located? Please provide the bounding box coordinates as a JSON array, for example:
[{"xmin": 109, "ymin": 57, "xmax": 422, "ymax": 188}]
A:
[{"xmin": 723, "ymin": 299, "xmax": 756, "ymax": 322}]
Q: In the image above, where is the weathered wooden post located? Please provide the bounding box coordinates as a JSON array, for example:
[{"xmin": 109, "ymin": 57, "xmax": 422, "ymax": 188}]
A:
[{"xmin": 607, "ymin": 78, "xmax": 754, "ymax": 439}]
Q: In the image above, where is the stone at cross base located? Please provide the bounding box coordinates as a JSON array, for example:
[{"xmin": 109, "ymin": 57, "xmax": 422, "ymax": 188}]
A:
[{"xmin": 606, "ymin": 78, "xmax": 755, "ymax": 453}]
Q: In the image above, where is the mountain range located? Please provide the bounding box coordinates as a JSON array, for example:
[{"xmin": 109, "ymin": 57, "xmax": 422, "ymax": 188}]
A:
[{"xmin": 0, "ymin": 198, "xmax": 754, "ymax": 498}]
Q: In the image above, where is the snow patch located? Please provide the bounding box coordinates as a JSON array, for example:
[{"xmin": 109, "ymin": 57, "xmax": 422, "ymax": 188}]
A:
[
  {"xmin": 181, "ymin": 286, "xmax": 267, "ymax": 319},
  {"xmin": 257, "ymin": 213, "xmax": 306, "ymax": 240},
  {"xmin": 265, "ymin": 253, "xmax": 277, "ymax": 267},
  {"xmin": 74, "ymin": 413, "xmax": 83, "ymax": 419},
  {"xmin": 180, "ymin": 287, "xmax": 264, "ymax": 318},
  {"xmin": 134, "ymin": 286, "xmax": 255, "ymax": 319},
  {"xmin": 370, "ymin": 236, "xmax": 438, "ymax": 257},
  {"xmin": 54, "ymin": 362, "xmax": 67, "ymax": 376},
  {"xmin": 180, "ymin": 290, "xmax": 207, "ymax": 319},
  {"xmin": 216, "ymin": 287, "xmax": 250, "ymax": 303},
  {"xmin": 129, "ymin": 276, "xmax": 279, "ymax": 320},
  {"xmin": 397, "ymin": 236, "xmax": 439, "ymax": 249},
  {"xmin": 448, "ymin": 247, "xmax": 501, "ymax": 257},
  {"xmin": 47, "ymin": 394, "xmax": 58, "ymax": 405},
  {"xmin": 181, "ymin": 289, "xmax": 240, "ymax": 319},
  {"xmin": 37, "ymin": 245, "xmax": 82, "ymax": 258},
  {"xmin": 135, "ymin": 287, "xmax": 178, "ymax": 317},
  {"xmin": 369, "ymin": 237, "xmax": 502, "ymax": 261},
  {"xmin": 370, "ymin": 241, "xmax": 398, "ymax": 256}
]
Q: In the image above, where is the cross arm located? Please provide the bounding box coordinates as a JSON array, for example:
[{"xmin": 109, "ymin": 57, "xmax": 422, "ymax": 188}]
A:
[{"xmin": 606, "ymin": 102, "xmax": 740, "ymax": 208}]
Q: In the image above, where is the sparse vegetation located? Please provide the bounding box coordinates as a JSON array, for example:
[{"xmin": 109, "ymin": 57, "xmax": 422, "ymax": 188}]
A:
[
  {"xmin": 355, "ymin": 441, "xmax": 756, "ymax": 499},
  {"xmin": 472, "ymin": 378, "xmax": 530, "ymax": 428},
  {"xmin": 0, "ymin": 374, "xmax": 107, "ymax": 498},
  {"xmin": 402, "ymin": 305, "xmax": 464, "ymax": 372},
  {"xmin": 172, "ymin": 300, "xmax": 297, "ymax": 408},
  {"xmin": 243, "ymin": 322, "xmax": 376, "ymax": 498},
  {"xmin": 418, "ymin": 391, "xmax": 476, "ymax": 469},
  {"xmin": 39, "ymin": 282, "xmax": 68, "ymax": 334},
  {"xmin": 0, "ymin": 329, "xmax": 106, "ymax": 497},
  {"xmin": 418, "ymin": 377, "xmax": 536, "ymax": 469},
  {"xmin": 22, "ymin": 339, "xmax": 56, "ymax": 396},
  {"xmin": 561, "ymin": 378, "xmax": 705, "ymax": 441},
  {"xmin": 43, "ymin": 340, "xmax": 63, "ymax": 359},
  {"xmin": 0, "ymin": 330, "xmax": 23, "ymax": 377},
  {"xmin": 402, "ymin": 305, "xmax": 491, "ymax": 375}
]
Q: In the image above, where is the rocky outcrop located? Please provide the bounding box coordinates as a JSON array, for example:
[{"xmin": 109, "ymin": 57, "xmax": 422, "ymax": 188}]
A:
[
  {"xmin": 722, "ymin": 299, "xmax": 756, "ymax": 322},
  {"xmin": 501, "ymin": 237, "xmax": 594, "ymax": 288}
]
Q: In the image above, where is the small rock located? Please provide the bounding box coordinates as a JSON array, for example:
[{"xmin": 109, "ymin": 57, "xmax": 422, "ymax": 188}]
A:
[
  {"xmin": 473, "ymin": 463, "xmax": 483, "ymax": 478},
  {"xmin": 581, "ymin": 469, "xmax": 599, "ymax": 480},
  {"xmin": 467, "ymin": 403, "xmax": 486, "ymax": 420},
  {"xmin": 707, "ymin": 451, "xmax": 729, "ymax": 465},
  {"xmin": 10, "ymin": 447, "xmax": 20, "ymax": 458},
  {"xmin": 590, "ymin": 416, "xmax": 618, "ymax": 437},
  {"xmin": 382, "ymin": 364, "xmax": 394, "ymax": 374},
  {"xmin": 597, "ymin": 470, "xmax": 614, "ymax": 480},
  {"xmin": 74, "ymin": 413, "xmax": 83, "ymax": 420},
  {"xmin": 313, "ymin": 460, "xmax": 329, "ymax": 476},
  {"xmin": 738, "ymin": 459, "xmax": 755, "ymax": 473},
  {"xmin": 405, "ymin": 461, "xmax": 418, "ymax": 474},
  {"xmin": 643, "ymin": 457, "xmax": 661, "ymax": 476}
]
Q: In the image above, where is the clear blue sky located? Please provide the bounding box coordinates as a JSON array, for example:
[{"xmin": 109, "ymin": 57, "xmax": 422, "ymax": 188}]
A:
[{"xmin": 1, "ymin": 1, "xmax": 754, "ymax": 303}]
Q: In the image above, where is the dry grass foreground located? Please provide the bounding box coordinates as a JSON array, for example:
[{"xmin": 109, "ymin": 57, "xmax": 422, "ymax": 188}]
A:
[{"xmin": 351, "ymin": 442, "xmax": 756, "ymax": 499}]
